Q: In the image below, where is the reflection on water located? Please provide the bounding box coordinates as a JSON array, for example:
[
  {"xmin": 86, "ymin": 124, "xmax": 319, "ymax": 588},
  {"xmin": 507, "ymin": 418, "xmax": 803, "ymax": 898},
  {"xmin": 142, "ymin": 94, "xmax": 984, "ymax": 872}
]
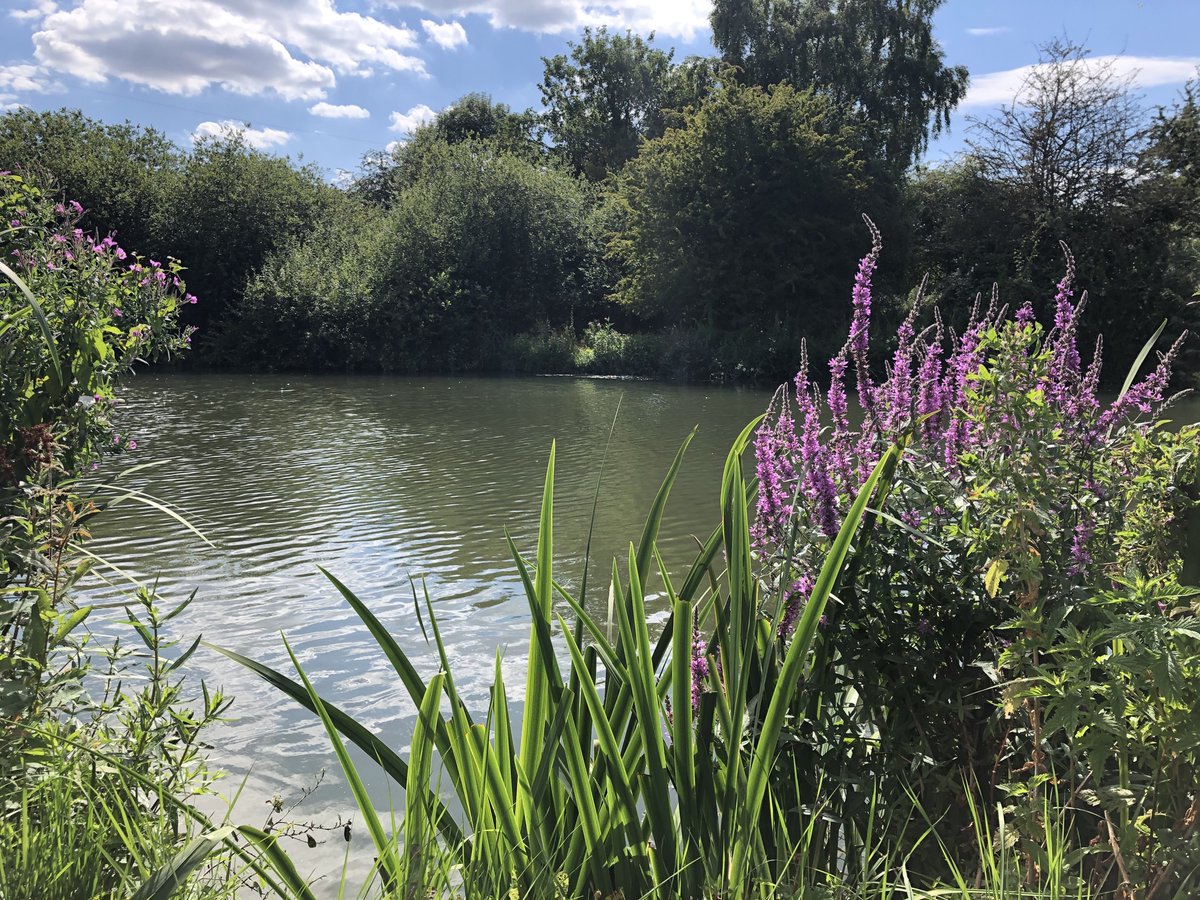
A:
[{"xmin": 80, "ymin": 372, "xmax": 772, "ymax": 890}]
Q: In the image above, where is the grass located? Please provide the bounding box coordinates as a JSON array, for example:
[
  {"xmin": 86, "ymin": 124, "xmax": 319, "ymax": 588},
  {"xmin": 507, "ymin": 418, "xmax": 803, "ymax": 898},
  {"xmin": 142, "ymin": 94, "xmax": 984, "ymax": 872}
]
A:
[{"xmin": 215, "ymin": 422, "xmax": 919, "ymax": 898}]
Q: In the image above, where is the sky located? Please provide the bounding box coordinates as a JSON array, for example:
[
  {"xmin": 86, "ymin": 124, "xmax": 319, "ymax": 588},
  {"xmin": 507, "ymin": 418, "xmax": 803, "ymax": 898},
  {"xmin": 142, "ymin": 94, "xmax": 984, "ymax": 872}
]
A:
[{"xmin": 1, "ymin": 0, "xmax": 1198, "ymax": 181}]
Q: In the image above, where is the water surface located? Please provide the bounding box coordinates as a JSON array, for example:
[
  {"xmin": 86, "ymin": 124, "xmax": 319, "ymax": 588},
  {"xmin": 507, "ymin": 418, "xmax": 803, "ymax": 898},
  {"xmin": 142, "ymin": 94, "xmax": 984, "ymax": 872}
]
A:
[{"xmin": 81, "ymin": 372, "xmax": 773, "ymax": 888}]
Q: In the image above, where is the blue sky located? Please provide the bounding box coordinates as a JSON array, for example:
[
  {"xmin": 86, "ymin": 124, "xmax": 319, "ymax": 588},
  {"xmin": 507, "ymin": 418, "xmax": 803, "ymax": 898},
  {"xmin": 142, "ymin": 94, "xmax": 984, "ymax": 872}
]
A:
[{"xmin": 1, "ymin": 0, "xmax": 1197, "ymax": 180}]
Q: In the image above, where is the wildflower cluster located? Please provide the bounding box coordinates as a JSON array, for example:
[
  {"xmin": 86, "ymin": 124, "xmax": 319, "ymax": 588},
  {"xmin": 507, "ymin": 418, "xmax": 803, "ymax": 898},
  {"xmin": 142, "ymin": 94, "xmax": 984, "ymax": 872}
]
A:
[
  {"xmin": 1, "ymin": 172, "xmax": 194, "ymax": 484},
  {"xmin": 754, "ymin": 218, "xmax": 1189, "ymax": 634},
  {"xmin": 750, "ymin": 217, "xmax": 1200, "ymax": 890}
]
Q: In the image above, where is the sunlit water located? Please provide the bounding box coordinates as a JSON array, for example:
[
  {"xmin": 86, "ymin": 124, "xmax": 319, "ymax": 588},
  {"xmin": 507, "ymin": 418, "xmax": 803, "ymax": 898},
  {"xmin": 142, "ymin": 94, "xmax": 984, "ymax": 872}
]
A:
[{"xmin": 78, "ymin": 372, "xmax": 774, "ymax": 892}]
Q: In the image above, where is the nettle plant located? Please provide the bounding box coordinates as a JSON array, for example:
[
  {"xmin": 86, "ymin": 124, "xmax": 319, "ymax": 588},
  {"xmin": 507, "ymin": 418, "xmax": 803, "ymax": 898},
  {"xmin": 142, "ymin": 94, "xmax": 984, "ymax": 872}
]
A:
[
  {"xmin": 1, "ymin": 171, "xmax": 193, "ymax": 717},
  {"xmin": 753, "ymin": 217, "xmax": 1200, "ymax": 893}
]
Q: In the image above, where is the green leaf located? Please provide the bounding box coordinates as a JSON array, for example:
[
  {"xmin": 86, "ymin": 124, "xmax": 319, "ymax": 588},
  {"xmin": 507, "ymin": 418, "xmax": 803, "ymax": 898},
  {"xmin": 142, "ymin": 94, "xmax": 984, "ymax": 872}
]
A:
[
  {"xmin": 282, "ymin": 635, "xmax": 404, "ymax": 886},
  {"xmin": 1119, "ymin": 319, "xmax": 1167, "ymax": 399},
  {"xmin": 0, "ymin": 259, "xmax": 62, "ymax": 392},
  {"xmin": 734, "ymin": 444, "xmax": 900, "ymax": 884},
  {"xmin": 130, "ymin": 827, "xmax": 235, "ymax": 900}
]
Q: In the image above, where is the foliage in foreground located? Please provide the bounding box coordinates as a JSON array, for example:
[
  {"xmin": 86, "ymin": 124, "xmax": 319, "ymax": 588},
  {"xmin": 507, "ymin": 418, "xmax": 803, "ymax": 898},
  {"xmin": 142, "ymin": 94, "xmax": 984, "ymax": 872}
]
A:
[
  {"xmin": 751, "ymin": 222, "xmax": 1200, "ymax": 895},
  {"xmin": 226, "ymin": 426, "xmax": 906, "ymax": 898},
  {"xmin": 218, "ymin": 238, "xmax": 1199, "ymax": 898},
  {"xmin": 0, "ymin": 174, "xmax": 305, "ymax": 899}
]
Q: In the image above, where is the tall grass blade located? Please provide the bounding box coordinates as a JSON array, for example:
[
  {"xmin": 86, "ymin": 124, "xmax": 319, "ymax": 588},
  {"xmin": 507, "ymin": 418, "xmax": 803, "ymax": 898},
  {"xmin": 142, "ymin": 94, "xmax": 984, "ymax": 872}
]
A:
[
  {"xmin": 0, "ymin": 258, "xmax": 62, "ymax": 391},
  {"xmin": 130, "ymin": 826, "xmax": 235, "ymax": 900},
  {"xmin": 733, "ymin": 444, "xmax": 901, "ymax": 884},
  {"xmin": 518, "ymin": 441, "xmax": 555, "ymax": 832},
  {"xmin": 282, "ymin": 636, "xmax": 403, "ymax": 887},
  {"xmin": 1119, "ymin": 318, "xmax": 1167, "ymax": 399}
]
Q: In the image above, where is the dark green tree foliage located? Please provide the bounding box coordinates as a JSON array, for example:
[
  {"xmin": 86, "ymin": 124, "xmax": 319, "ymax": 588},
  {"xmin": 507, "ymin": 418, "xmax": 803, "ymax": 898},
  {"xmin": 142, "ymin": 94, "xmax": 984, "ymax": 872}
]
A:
[
  {"xmin": 353, "ymin": 94, "xmax": 543, "ymax": 207},
  {"xmin": 908, "ymin": 42, "xmax": 1198, "ymax": 380},
  {"xmin": 240, "ymin": 139, "xmax": 597, "ymax": 371},
  {"xmin": 225, "ymin": 197, "xmax": 390, "ymax": 369},
  {"xmin": 1150, "ymin": 75, "xmax": 1200, "ymax": 245},
  {"xmin": 540, "ymin": 27, "xmax": 676, "ymax": 180},
  {"xmin": 380, "ymin": 140, "xmax": 595, "ymax": 367},
  {"xmin": 0, "ymin": 108, "xmax": 177, "ymax": 255},
  {"xmin": 432, "ymin": 92, "xmax": 539, "ymax": 151},
  {"xmin": 710, "ymin": 0, "xmax": 967, "ymax": 171},
  {"xmin": 160, "ymin": 130, "xmax": 334, "ymax": 331},
  {"xmin": 609, "ymin": 81, "xmax": 865, "ymax": 374}
]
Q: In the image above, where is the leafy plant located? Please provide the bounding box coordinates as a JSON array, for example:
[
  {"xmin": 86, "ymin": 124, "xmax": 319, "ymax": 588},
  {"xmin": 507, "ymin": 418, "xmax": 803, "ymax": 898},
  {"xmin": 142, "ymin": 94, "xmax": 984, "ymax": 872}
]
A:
[{"xmin": 225, "ymin": 418, "xmax": 902, "ymax": 897}]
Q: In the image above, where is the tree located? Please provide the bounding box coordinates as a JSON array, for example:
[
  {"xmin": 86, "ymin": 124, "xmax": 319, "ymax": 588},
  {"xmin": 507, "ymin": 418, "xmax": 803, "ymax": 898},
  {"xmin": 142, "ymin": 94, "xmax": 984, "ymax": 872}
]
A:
[
  {"xmin": 0, "ymin": 107, "xmax": 178, "ymax": 255},
  {"xmin": 910, "ymin": 40, "xmax": 1198, "ymax": 381},
  {"xmin": 710, "ymin": 0, "xmax": 967, "ymax": 171},
  {"xmin": 968, "ymin": 38, "xmax": 1147, "ymax": 214},
  {"xmin": 609, "ymin": 80, "xmax": 866, "ymax": 372},
  {"xmin": 160, "ymin": 130, "xmax": 334, "ymax": 332},
  {"xmin": 431, "ymin": 93, "xmax": 539, "ymax": 151},
  {"xmin": 1150, "ymin": 75, "xmax": 1200, "ymax": 229},
  {"xmin": 243, "ymin": 138, "xmax": 601, "ymax": 371},
  {"xmin": 539, "ymin": 27, "xmax": 675, "ymax": 180},
  {"xmin": 353, "ymin": 94, "xmax": 543, "ymax": 206}
]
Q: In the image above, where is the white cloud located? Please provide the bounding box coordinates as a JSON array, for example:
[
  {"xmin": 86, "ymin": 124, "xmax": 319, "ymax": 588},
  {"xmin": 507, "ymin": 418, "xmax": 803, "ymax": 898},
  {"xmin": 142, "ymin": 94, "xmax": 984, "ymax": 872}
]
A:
[
  {"xmin": 0, "ymin": 63, "xmax": 61, "ymax": 95},
  {"xmin": 382, "ymin": 0, "xmax": 709, "ymax": 39},
  {"xmin": 192, "ymin": 120, "xmax": 292, "ymax": 150},
  {"xmin": 964, "ymin": 54, "xmax": 1200, "ymax": 108},
  {"xmin": 9, "ymin": 1, "xmax": 57, "ymax": 22},
  {"xmin": 966, "ymin": 26, "xmax": 1009, "ymax": 37},
  {"xmin": 384, "ymin": 139, "xmax": 404, "ymax": 155},
  {"xmin": 310, "ymin": 101, "xmax": 370, "ymax": 118},
  {"xmin": 389, "ymin": 103, "xmax": 437, "ymax": 134},
  {"xmin": 421, "ymin": 19, "xmax": 468, "ymax": 50},
  {"xmin": 25, "ymin": 0, "xmax": 426, "ymax": 103}
]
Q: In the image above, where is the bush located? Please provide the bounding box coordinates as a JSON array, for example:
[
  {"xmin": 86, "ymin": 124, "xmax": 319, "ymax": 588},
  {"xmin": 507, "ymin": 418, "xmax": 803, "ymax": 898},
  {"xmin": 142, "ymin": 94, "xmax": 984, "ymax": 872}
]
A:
[
  {"xmin": 0, "ymin": 173, "xmax": 261, "ymax": 898},
  {"xmin": 1, "ymin": 172, "xmax": 191, "ymax": 696},
  {"xmin": 753, "ymin": 222, "xmax": 1200, "ymax": 893}
]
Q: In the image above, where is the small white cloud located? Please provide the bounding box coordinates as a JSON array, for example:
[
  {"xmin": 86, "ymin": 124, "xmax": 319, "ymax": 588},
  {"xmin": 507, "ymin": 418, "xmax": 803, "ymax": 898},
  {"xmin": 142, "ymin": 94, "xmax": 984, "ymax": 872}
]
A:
[
  {"xmin": 966, "ymin": 26, "xmax": 1010, "ymax": 37},
  {"xmin": 28, "ymin": 0, "xmax": 426, "ymax": 103},
  {"xmin": 9, "ymin": 1, "xmax": 56, "ymax": 22},
  {"xmin": 389, "ymin": 103, "xmax": 437, "ymax": 134},
  {"xmin": 964, "ymin": 54, "xmax": 1200, "ymax": 108},
  {"xmin": 192, "ymin": 120, "xmax": 292, "ymax": 150},
  {"xmin": 421, "ymin": 19, "xmax": 468, "ymax": 50},
  {"xmin": 310, "ymin": 102, "xmax": 370, "ymax": 119},
  {"xmin": 0, "ymin": 62, "xmax": 62, "ymax": 95},
  {"xmin": 381, "ymin": 0, "xmax": 708, "ymax": 39},
  {"xmin": 384, "ymin": 139, "xmax": 404, "ymax": 155}
]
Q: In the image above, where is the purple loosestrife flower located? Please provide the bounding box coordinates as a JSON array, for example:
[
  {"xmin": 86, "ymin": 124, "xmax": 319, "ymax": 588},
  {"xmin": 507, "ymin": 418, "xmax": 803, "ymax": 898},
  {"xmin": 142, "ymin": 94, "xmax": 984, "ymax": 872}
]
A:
[
  {"xmin": 916, "ymin": 344, "xmax": 946, "ymax": 440},
  {"xmin": 1097, "ymin": 332, "xmax": 1187, "ymax": 430},
  {"xmin": 883, "ymin": 287, "xmax": 924, "ymax": 434},
  {"xmin": 690, "ymin": 632, "xmax": 710, "ymax": 712},
  {"xmin": 778, "ymin": 574, "xmax": 815, "ymax": 638},
  {"xmin": 942, "ymin": 319, "xmax": 986, "ymax": 465},
  {"xmin": 753, "ymin": 390, "xmax": 789, "ymax": 548},
  {"xmin": 848, "ymin": 215, "xmax": 882, "ymax": 412}
]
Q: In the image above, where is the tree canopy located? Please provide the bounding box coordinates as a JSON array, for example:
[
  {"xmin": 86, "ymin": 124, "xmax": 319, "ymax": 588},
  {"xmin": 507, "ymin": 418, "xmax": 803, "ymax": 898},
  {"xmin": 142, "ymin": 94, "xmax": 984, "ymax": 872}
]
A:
[
  {"xmin": 609, "ymin": 80, "xmax": 866, "ymax": 371},
  {"xmin": 710, "ymin": 0, "xmax": 968, "ymax": 171}
]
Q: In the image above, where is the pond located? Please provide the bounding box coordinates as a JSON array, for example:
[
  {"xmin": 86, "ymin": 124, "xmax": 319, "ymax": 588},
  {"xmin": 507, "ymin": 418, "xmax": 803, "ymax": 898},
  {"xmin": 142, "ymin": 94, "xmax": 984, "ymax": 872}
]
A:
[{"xmin": 80, "ymin": 372, "xmax": 774, "ymax": 887}]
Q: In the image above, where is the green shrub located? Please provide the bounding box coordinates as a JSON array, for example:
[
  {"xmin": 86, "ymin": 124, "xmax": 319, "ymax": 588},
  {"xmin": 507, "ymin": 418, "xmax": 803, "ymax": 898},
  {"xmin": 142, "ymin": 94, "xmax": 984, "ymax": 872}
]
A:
[{"xmin": 753, "ymin": 228, "xmax": 1200, "ymax": 894}]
